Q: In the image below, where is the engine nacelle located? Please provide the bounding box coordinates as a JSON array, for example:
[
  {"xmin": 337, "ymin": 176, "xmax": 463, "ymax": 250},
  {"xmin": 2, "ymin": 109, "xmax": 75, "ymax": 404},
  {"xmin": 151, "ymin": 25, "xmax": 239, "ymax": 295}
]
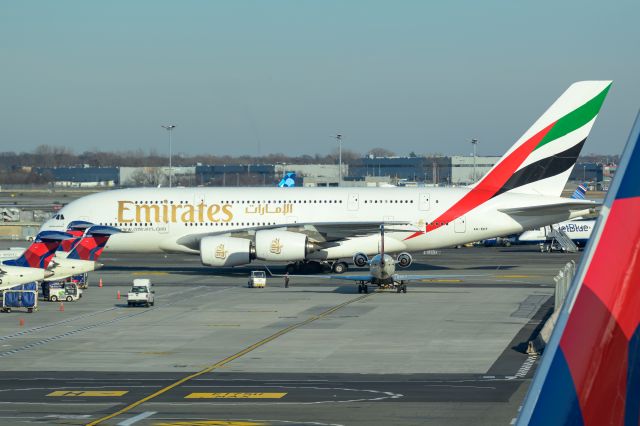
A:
[
  {"xmin": 353, "ymin": 252, "xmax": 369, "ymax": 267},
  {"xmin": 255, "ymin": 230, "xmax": 315, "ymax": 261},
  {"xmin": 396, "ymin": 252, "xmax": 412, "ymax": 268},
  {"xmin": 200, "ymin": 236, "xmax": 254, "ymax": 267}
]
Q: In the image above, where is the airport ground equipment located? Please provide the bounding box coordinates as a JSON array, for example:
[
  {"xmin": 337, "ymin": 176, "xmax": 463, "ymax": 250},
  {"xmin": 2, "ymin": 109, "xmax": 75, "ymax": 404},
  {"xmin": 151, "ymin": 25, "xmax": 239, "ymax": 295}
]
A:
[
  {"xmin": 248, "ymin": 270, "xmax": 267, "ymax": 288},
  {"xmin": 43, "ymin": 281, "xmax": 81, "ymax": 302},
  {"xmin": 1, "ymin": 282, "xmax": 38, "ymax": 313},
  {"xmin": 540, "ymin": 228, "xmax": 579, "ymax": 253},
  {"xmin": 70, "ymin": 273, "xmax": 89, "ymax": 289},
  {"xmin": 127, "ymin": 279, "xmax": 155, "ymax": 307}
]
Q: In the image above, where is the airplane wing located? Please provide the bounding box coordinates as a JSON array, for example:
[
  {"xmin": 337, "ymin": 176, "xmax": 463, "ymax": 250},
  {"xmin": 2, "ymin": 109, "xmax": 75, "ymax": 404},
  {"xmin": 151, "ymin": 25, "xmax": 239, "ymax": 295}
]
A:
[
  {"xmin": 176, "ymin": 221, "xmax": 420, "ymax": 250},
  {"xmin": 498, "ymin": 200, "xmax": 598, "ymax": 216}
]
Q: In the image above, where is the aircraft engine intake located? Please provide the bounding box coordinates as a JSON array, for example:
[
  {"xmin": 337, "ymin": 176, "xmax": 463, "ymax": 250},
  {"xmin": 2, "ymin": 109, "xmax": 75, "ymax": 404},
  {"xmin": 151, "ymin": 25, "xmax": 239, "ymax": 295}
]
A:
[
  {"xmin": 396, "ymin": 252, "xmax": 413, "ymax": 268},
  {"xmin": 254, "ymin": 230, "xmax": 315, "ymax": 261},
  {"xmin": 200, "ymin": 236, "xmax": 255, "ymax": 267},
  {"xmin": 353, "ymin": 252, "xmax": 369, "ymax": 267}
]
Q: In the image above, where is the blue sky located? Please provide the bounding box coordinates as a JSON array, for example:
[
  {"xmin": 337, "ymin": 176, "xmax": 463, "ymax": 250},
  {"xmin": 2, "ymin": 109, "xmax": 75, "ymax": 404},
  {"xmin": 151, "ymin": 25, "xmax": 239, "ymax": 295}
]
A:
[{"xmin": 1, "ymin": 1, "xmax": 638, "ymax": 157}]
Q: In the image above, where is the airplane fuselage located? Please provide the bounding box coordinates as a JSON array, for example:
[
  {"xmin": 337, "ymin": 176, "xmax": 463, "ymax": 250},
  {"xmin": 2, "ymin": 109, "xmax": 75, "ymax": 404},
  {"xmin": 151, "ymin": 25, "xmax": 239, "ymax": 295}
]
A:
[{"xmin": 42, "ymin": 187, "xmax": 592, "ymax": 261}]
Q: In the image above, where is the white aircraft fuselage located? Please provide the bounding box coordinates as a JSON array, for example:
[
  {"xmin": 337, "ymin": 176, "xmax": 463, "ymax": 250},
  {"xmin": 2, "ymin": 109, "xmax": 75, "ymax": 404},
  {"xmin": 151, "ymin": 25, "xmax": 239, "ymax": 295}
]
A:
[{"xmin": 41, "ymin": 186, "xmax": 593, "ymax": 262}]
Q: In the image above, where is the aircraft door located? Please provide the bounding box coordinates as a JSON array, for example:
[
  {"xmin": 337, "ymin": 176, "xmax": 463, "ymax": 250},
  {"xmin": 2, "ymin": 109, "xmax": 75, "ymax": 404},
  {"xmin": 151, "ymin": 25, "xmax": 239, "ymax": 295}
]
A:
[
  {"xmin": 419, "ymin": 192, "xmax": 430, "ymax": 210},
  {"xmin": 454, "ymin": 216, "xmax": 466, "ymax": 233},
  {"xmin": 348, "ymin": 193, "xmax": 359, "ymax": 211}
]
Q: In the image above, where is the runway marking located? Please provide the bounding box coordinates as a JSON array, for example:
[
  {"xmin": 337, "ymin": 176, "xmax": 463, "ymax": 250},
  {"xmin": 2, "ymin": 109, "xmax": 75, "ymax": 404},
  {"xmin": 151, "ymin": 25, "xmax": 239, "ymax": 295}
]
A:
[
  {"xmin": 0, "ymin": 287, "xmax": 215, "ymax": 358},
  {"xmin": 185, "ymin": 392, "xmax": 287, "ymax": 399},
  {"xmin": 418, "ymin": 279, "xmax": 463, "ymax": 283},
  {"xmin": 86, "ymin": 293, "xmax": 373, "ymax": 426},
  {"xmin": 47, "ymin": 390, "xmax": 128, "ymax": 397},
  {"xmin": 117, "ymin": 411, "xmax": 157, "ymax": 426}
]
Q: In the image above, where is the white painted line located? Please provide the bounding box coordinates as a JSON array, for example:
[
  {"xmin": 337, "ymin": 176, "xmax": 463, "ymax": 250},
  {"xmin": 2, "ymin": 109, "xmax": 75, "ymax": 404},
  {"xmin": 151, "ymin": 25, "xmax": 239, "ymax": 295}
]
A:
[{"xmin": 117, "ymin": 411, "xmax": 156, "ymax": 426}]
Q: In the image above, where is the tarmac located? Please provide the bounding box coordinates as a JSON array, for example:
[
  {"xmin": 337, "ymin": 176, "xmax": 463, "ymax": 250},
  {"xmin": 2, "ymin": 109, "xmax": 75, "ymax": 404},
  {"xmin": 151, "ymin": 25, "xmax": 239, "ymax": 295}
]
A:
[{"xmin": 0, "ymin": 244, "xmax": 580, "ymax": 426}]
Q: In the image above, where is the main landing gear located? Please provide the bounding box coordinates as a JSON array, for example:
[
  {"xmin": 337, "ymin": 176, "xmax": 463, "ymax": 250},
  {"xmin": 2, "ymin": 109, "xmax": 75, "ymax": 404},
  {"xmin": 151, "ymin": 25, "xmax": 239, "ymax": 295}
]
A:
[
  {"xmin": 357, "ymin": 282, "xmax": 369, "ymax": 294},
  {"xmin": 396, "ymin": 282, "xmax": 407, "ymax": 293}
]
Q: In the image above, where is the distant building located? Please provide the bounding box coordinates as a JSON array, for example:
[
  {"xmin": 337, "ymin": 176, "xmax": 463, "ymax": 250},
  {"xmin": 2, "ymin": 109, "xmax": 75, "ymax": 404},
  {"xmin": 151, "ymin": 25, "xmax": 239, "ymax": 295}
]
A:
[
  {"xmin": 569, "ymin": 162, "xmax": 603, "ymax": 183},
  {"xmin": 348, "ymin": 156, "xmax": 450, "ymax": 184},
  {"xmin": 195, "ymin": 164, "xmax": 276, "ymax": 186},
  {"xmin": 34, "ymin": 167, "xmax": 119, "ymax": 187},
  {"xmin": 450, "ymin": 156, "xmax": 501, "ymax": 185}
]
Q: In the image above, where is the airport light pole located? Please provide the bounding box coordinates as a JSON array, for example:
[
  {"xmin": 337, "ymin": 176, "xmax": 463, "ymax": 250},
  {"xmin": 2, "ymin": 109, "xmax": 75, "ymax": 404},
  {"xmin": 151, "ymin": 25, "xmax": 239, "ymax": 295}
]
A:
[
  {"xmin": 161, "ymin": 125, "xmax": 176, "ymax": 187},
  {"xmin": 471, "ymin": 138, "xmax": 478, "ymax": 183},
  {"xmin": 334, "ymin": 134, "xmax": 343, "ymax": 186}
]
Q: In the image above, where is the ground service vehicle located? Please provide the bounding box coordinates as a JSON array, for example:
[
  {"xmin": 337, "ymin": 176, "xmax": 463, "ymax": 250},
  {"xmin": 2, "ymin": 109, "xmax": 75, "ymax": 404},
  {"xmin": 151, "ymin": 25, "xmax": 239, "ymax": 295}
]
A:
[
  {"xmin": 127, "ymin": 279, "xmax": 155, "ymax": 307},
  {"xmin": 248, "ymin": 271, "xmax": 266, "ymax": 288},
  {"xmin": 43, "ymin": 282, "xmax": 81, "ymax": 302}
]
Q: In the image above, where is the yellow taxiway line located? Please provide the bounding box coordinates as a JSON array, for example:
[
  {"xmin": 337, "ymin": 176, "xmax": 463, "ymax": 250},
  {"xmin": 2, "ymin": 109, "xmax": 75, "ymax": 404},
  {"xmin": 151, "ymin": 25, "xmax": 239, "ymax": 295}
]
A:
[{"xmin": 86, "ymin": 292, "xmax": 373, "ymax": 426}]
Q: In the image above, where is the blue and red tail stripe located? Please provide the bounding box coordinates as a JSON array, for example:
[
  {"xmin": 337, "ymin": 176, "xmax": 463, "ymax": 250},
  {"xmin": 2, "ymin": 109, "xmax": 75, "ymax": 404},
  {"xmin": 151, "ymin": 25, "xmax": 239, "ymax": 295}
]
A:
[
  {"xmin": 4, "ymin": 231, "xmax": 72, "ymax": 269},
  {"xmin": 518, "ymin": 111, "xmax": 640, "ymax": 425},
  {"xmin": 67, "ymin": 226, "xmax": 120, "ymax": 261}
]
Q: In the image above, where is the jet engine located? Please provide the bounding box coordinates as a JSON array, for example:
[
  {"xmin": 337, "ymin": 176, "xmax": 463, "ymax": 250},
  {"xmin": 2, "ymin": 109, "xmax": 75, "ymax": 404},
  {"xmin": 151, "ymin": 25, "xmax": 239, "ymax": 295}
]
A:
[
  {"xmin": 254, "ymin": 230, "xmax": 316, "ymax": 261},
  {"xmin": 396, "ymin": 252, "xmax": 413, "ymax": 268},
  {"xmin": 352, "ymin": 252, "xmax": 369, "ymax": 267},
  {"xmin": 200, "ymin": 236, "xmax": 255, "ymax": 267}
]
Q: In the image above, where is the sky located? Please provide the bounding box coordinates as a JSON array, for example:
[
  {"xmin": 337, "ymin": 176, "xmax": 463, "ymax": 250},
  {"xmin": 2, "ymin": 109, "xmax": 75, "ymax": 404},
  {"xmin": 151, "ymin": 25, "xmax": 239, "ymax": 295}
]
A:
[{"xmin": 1, "ymin": 0, "xmax": 639, "ymax": 158}]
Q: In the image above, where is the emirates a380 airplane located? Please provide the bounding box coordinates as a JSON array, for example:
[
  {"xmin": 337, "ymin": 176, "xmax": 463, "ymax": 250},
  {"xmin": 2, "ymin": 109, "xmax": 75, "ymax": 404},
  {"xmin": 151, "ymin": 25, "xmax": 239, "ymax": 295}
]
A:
[{"xmin": 41, "ymin": 81, "xmax": 611, "ymax": 273}]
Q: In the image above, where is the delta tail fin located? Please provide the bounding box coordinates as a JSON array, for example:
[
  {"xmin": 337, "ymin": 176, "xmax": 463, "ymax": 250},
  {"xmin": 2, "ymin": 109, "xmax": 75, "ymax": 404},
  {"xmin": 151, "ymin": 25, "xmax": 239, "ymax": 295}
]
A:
[
  {"xmin": 517, "ymin": 111, "xmax": 640, "ymax": 425},
  {"xmin": 475, "ymin": 81, "xmax": 611, "ymax": 197},
  {"xmin": 4, "ymin": 231, "xmax": 72, "ymax": 269},
  {"xmin": 67, "ymin": 225, "xmax": 120, "ymax": 261}
]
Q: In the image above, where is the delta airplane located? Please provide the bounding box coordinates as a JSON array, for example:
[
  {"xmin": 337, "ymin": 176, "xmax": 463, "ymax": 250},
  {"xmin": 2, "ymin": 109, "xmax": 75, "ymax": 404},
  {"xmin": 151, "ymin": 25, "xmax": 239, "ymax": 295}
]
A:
[
  {"xmin": 0, "ymin": 224, "xmax": 119, "ymax": 291},
  {"xmin": 0, "ymin": 231, "xmax": 67, "ymax": 291},
  {"xmin": 41, "ymin": 81, "xmax": 611, "ymax": 273},
  {"xmin": 517, "ymin": 112, "xmax": 640, "ymax": 424}
]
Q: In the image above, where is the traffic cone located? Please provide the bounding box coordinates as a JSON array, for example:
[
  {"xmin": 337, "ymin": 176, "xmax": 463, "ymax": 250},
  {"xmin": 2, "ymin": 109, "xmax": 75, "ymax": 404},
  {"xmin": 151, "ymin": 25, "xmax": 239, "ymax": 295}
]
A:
[
  {"xmin": 98, "ymin": 278, "xmax": 103, "ymax": 288},
  {"xmin": 59, "ymin": 302, "xmax": 64, "ymax": 312},
  {"xmin": 117, "ymin": 290, "xmax": 121, "ymax": 300},
  {"xmin": 19, "ymin": 318, "xmax": 25, "ymax": 327}
]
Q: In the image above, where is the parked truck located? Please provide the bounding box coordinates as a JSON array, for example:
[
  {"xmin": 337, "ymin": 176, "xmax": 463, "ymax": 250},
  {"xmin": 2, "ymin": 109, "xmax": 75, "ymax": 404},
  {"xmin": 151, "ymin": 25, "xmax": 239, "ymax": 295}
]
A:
[{"xmin": 127, "ymin": 279, "xmax": 155, "ymax": 307}]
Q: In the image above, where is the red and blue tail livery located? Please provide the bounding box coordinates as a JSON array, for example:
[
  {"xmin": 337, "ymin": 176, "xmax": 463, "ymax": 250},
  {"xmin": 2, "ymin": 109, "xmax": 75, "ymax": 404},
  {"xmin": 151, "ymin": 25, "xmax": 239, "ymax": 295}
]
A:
[
  {"xmin": 67, "ymin": 225, "xmax": 120, "ymax": 261},
  {"xmin": 58, "ymin": 220, "xmax": 94, "ymax": 253},
  {"xmin": 518, "ymin": 111, "xmax": 640, "ymax": 425},
  {"xmin": 4, "ymin": 231, "xmax": 72, "ymax": 269}
]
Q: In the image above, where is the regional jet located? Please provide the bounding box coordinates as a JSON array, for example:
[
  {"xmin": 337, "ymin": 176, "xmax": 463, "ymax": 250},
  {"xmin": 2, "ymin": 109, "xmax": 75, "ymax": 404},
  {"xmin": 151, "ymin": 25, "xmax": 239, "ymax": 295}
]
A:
[{"xmin": 41, "ymin": 81, "xmax": 611, "ymax": 273}]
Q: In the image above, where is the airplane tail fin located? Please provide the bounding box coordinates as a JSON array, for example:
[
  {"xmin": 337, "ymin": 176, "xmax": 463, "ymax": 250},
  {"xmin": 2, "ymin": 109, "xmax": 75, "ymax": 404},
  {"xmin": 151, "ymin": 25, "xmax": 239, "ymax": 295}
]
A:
[
  {"xmin": 58, "ymin": 220, "xmax": 94, "ymax": 253},
  {"xmin": 278, "ymin": 172, "xmax": 296, "ymax": 187},
  {"xmin": 517, "ymin": 111, "xmax": 640, "ymax": 425},
  {"xmin": 67, "ymin": 225, "xmax": 120, "ymax": 261},
  {"xmin": 4, "ymin": 231, "xmax": 72, "ymax": 269},
  {"xmin": 571, "ymin": 182, "xmax": 588, "ymax": 199},
  {"xmin": 475, "ymin": 81, "xmax": 611, "ymax": 198}
]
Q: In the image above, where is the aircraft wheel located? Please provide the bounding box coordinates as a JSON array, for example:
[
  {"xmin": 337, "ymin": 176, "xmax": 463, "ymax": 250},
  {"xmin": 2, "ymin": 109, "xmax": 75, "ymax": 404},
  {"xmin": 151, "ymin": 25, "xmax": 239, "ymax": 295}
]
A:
[
  {"xmin": 357, "ymin": 284, "xmax": 363, "ymax": 294},
  {"xmin": 363, "ymin": 285, "xmax": 368, "ymax": 294},
  {"xmin": 332, "ymin": 262, "xmax": 348, "ymax": 274},
  {"xmin": 402, "ymin": 284, "xmax": 407, "ymax": 293}
]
